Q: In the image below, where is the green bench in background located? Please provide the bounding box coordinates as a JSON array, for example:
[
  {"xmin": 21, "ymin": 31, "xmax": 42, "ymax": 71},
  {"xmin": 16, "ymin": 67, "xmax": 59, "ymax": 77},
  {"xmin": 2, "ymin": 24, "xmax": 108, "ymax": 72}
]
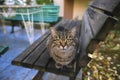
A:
[{"xmin": 0, "ymin": 45, "xmax": 9, "ymax": 56}]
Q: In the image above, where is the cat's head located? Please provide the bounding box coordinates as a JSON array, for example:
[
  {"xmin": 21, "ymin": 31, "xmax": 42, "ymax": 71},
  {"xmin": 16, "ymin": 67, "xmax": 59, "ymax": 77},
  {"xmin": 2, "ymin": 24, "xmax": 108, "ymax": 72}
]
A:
[{"xmin": 50, "ymin": 26, "xmax": 77, "ymax": 50}]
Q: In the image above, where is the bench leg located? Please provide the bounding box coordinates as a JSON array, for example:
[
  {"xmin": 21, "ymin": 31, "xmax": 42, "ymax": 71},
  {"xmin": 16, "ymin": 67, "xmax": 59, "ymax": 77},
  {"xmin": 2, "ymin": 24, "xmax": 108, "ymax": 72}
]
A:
[
  {"xmin": 32, "ymin": 71, "xmax": 44, "ymax": 80},
  {"xmin": 11, "ymin": 24, "xmax": 14, "ymax": 33},
  {"xmin": 11, "ymin": 21, "xmax": 15, "ymax": 33}
]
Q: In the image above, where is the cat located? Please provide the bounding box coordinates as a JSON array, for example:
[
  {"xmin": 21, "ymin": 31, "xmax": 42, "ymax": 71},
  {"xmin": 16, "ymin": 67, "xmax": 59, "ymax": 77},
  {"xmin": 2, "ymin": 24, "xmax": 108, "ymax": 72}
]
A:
[{"xmin": 46, "ymin": 26, "xmax": 78, "ymax": 69}]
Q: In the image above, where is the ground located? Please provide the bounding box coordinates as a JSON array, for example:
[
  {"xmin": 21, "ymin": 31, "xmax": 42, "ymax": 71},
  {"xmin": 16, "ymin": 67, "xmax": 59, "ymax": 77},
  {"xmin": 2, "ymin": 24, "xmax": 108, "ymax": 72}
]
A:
[{"xmin": 82, "ymin": 22, "xmax": 120, "ymax": 80}]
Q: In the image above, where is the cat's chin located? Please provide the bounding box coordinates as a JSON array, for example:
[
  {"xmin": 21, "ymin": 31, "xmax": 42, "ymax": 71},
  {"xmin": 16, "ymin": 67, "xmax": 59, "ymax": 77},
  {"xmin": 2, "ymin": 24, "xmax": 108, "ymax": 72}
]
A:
[{"xmin": 59, "ymin": 49, "xmax": 67, "ymax": 51}]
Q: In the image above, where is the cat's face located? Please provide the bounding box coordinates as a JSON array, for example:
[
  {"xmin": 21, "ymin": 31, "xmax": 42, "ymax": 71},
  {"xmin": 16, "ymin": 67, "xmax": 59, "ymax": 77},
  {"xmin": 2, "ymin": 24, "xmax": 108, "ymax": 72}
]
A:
[{"xmin": 50, "ymin": 27, "xmax": 76, "ymax": 50}]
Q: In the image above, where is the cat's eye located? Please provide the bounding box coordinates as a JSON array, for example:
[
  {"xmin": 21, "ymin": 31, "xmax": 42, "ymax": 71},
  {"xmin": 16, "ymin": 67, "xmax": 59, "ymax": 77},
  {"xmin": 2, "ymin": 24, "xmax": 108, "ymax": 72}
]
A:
[
  {"xmin": 67, "ymin": 35, "xmax": 71, "ymax": 38},
  {"xmin": 53, "ymin": 36, "xmax": 59, "ymax": 40}
]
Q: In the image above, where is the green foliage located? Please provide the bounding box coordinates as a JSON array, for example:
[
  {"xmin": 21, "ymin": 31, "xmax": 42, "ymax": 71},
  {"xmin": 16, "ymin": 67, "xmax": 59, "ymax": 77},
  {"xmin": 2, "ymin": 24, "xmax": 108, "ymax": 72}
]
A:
[{"xmin": 36, "ymin": 0, "xmax": 53, "ymax": 5}]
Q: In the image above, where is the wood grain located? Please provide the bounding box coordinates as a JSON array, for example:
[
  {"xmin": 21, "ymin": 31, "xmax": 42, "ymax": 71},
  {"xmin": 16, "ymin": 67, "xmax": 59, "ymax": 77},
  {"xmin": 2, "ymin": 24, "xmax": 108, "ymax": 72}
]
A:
[{"xmin": 89, "ymin": 0, "xmax": 120, "ymax": 17}]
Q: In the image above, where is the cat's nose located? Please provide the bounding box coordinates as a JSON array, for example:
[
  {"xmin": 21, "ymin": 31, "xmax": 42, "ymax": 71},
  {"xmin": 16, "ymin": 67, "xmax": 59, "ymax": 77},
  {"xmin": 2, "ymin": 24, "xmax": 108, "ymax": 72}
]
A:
[
  {"xmin": 60, "ymin": 46, "xmax": 67, "ymax": 50},
  {"xmin": 64, "ymin": 46, "xmax": 67, "ymax": 49}
]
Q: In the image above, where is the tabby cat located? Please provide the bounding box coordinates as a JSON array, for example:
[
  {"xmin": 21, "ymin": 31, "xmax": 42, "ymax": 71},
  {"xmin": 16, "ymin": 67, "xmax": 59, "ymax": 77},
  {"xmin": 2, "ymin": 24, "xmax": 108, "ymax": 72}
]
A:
[{"xmin": 46, "ymin": 26, "xmax": 78, "ymax": 68}]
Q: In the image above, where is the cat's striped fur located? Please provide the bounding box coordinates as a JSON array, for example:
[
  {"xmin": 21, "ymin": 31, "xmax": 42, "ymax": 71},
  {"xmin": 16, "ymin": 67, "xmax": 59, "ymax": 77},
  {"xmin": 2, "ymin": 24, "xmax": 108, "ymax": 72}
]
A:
[{"xmin": 46, "ymin": 26, "xmax": 78, "ymax": 68}]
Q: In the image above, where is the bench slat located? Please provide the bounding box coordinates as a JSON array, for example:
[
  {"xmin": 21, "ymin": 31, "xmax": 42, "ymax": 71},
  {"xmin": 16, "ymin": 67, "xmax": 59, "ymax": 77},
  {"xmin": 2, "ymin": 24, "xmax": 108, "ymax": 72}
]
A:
[
  {"xmin": 79, "ymin": 7, "xmax": 117, "ymax": 67},
  {"xmin": 11, "ymin": 19, "xmax": 65, "ymax": 66},
  {"xmin": 87, "ymin": 7, "xmax": 117, "ymax": 40},
  {"xmin": 89, "ymin": 0, "xmax": 120, "ymax": 17},
  {"xmin": 80, "ymin": 10, "xmax": 94, "ymax": 55},
  {"xmin": 12, "ymin": 32, "xmax": 50, "ymax": 66},
  {"xmin": 87, "ymin": 7, "xmax": 109, "ymax": 38},
  {"xmin": 47, "ymin": 59, "xmax": 75, "ymax": 77},
  {"xmin": 80, "ymin": 7, "xmax": 116, "ymax": 56},
  {"xmin": 94, "ymin": 17, "xmax": 116, "ymax": 40},
  {"xmin": 34, "ymin": 49, "xmax": 50, "ymax": 71},
  {"xmin": 22, "ymin": 38, "xmax": 48, "ymax": 68}
]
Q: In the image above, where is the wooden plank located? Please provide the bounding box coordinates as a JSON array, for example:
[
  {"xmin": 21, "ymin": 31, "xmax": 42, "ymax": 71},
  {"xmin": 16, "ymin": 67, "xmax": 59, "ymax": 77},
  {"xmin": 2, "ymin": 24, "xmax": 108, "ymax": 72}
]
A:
[
  {"xmin": 32, "ymin": 71, "xmax": 44, "ymax": 80},
  {"xmin": 34, "ymin": 49, "xmax": 50, "ymax": 71},
  {"xmin": 72, "ymin": 20, "xmax": 82, "ymax": 79},
  {"xmin": 86, "ymin": 39, "xmax": 100, "ymax": 53},
  {"xmin": 80, "ymin": 10, "xmax": 94, "ymax": 56},
  {"xmin": 11, "ymin": 19, "xmax": 65, "ymax": 66},
  {"xmin": 89, "ymin": 0, "xmax": 120, "ymax": 17},
  {"xmin": 87, "ymin": 7, "xmax": 117, "ymax": 40},
  {"xmin": 79, "ymin": 18, "xmax": 115, "ymax": 67},
  {"xmin": 46, "ymin": 59, "xmax": 75, "ymax": 77},
  {"xmin": 79, "ymin": 55, "xmax": 91, "ymax": 67},
  {"xmin": 22, "ymin": 38, "xmax": 48, "ymax": 68},
  {"xmin": 87, "ymin": 7, "xmax": 108, "ymax": 37},
  {"xmin": 68, "ymin": 20, "xmax": 78, "ymax": 29},
  {"xmin": 80, "ymin": 18, "xmax": 116, "ymax": 66},
  {"xmin": 76, "ymin": 20, "xmax": 82, "ymax": 37},
  {"xmin": 79, "ymin": 7, "xmax": 117, "ymax": 67},
  {"xmin": 11, "ymin": 32, "xmax": 50, "ymax": 66},
  {"xmin": 78, "ymin": 10, "xmax": 94, "ymax": 67},
  {"xmin": 95, "ymin": 17, "xmax": 117, "ymax": 40}
]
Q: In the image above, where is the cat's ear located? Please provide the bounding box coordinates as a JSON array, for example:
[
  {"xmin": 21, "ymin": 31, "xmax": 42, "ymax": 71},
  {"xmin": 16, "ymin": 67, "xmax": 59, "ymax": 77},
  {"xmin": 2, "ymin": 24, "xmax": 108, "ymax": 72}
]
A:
[
  {"xmin": 50, "ymin": 27, "xmax": 57, "ymax": 37},
  {"xmin": 70, "ymin": 27, "xmax": 77, "ymax": 36}
]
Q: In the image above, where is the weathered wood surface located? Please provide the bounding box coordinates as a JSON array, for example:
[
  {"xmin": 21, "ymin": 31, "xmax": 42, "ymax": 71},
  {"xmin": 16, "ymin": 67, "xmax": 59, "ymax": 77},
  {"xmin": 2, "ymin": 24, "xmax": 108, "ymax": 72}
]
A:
[
  {"xmin": 12, "ymin": 19, "xmax": 82, "ymax": 79},
  {"xmin": 32, "ymin": 71, "xmax": 44, "ymax": 80},
  {"xmin": 89, "ymin": 0, "xmax": 120, "ymax": 17},
  {"xmin": 11, "ymin": 32, "xmax": 50, "ymax": 66},
  {"xmin": 12, "ymin": 20, "xmax": 65, "ymax": 66},
  {"xmin": 87, "ymin": 7, "xmax": 117, "ymax": 41},
  {"xmin": 79, "ymin": 6, "xmax": 117, "ymax": 67},
  {"xmin": 79, "ymin": 2, "xmax": 118, "ymax": 67}
]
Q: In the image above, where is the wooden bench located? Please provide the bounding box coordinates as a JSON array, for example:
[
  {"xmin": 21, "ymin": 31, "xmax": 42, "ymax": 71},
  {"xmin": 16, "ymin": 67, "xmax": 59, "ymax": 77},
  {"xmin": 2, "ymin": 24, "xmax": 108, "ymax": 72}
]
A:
[
  {"xmin": 12, "ymin": 19, "xmax": 81, "ymax": 80},
  {"xmin": 11, "ymin": 0, "xmax": 120, "ymax": 80}
]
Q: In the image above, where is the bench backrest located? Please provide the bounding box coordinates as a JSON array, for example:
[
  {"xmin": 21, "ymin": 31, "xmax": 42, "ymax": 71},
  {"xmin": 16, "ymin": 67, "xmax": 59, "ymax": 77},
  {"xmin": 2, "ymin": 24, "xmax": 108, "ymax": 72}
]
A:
[{"xmin": 79, "ymin": 0, "xmax": 120, "ymax": 67}]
